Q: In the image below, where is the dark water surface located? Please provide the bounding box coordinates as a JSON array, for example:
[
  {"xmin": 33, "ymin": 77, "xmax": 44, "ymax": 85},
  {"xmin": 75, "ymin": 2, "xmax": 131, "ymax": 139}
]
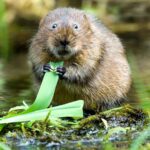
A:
[{"xmin": 0, "ymin": 54, "xmax": 34, "ymax": 111}]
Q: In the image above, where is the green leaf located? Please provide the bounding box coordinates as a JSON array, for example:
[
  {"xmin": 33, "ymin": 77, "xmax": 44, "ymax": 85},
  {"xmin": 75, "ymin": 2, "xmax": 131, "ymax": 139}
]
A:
[
  {"xmin": 22, "ymin": 61, "xmax": 63, "ymax": 114},
  {"xmin": 0, "ymin": 61, "xmax": 84, "ymax": 129},
  {"xmin": 0, "ymin": 100, "xmax": 84, "ymax": 124}
]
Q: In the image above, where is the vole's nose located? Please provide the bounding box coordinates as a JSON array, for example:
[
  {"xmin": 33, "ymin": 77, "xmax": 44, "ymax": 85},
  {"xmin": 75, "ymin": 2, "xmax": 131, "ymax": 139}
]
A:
[{"xmin": 60, "ymin": 40, "xmax": 69, "ymax": 46}]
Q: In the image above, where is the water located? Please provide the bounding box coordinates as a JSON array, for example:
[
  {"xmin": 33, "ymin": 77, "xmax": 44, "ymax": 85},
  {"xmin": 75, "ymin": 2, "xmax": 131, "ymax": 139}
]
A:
[
  {"xmin": 0, "ymin": 53, "xmax": 34, "ymax": 111},
  {"xmin": 121, "ymin": 31, "xmax": 150, "ymax": 102}
]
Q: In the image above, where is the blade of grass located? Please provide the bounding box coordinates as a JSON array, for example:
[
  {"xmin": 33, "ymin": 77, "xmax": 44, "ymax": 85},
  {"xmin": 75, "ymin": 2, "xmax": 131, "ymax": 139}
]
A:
[
  {"xmin": 0, "ymin": 62, "xmax": 63, "ymax": 130},
  {"xmin": 21, "ymin": 61, "xmax": 63, "ymax": 114},
  {"xmin": 0, "ymin": 100, "xmax": 84, "ymax": 124},
  {"xmin": 52, "ymin": 100, "xmax": 84, "ymax": 110}
]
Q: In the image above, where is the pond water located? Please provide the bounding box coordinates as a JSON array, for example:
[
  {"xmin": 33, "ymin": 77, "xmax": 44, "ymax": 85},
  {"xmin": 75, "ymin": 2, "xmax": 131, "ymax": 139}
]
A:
[{"xmin": 0, "ymin": 54, "xmax": 34, "ymax": 111}]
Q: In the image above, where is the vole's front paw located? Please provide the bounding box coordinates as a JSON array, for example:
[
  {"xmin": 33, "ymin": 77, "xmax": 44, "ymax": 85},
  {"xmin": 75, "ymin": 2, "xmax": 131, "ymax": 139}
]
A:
[
  {"xmin": 56, "ymin": 66, "xmax": 66, "ymax": 79},
  {"xmin": 42, "ymin": 64, "xmax": 51, "ymax": 73},
  {"xmin": 42, "ymin": 64, "xmax": 66, "ymax": 79}
]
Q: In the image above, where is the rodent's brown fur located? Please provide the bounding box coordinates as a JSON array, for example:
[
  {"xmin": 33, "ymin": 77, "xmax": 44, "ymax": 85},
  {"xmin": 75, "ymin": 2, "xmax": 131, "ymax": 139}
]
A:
[{"xmin": 29, "ymin": 8, "xmax": 131, "ymax": 111}]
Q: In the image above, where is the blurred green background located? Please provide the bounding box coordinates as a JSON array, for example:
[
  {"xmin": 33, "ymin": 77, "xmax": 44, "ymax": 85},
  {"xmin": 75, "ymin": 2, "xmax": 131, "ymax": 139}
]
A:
[{"xmin": 0, "ymin": 0, "xmax": 150, "ymax": 110}]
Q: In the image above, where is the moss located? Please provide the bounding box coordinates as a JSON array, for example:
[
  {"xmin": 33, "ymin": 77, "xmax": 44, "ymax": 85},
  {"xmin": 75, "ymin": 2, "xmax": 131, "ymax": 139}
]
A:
[{"xmin": 0, "ymin": 105, "xmax": 149, "ymax": 149}]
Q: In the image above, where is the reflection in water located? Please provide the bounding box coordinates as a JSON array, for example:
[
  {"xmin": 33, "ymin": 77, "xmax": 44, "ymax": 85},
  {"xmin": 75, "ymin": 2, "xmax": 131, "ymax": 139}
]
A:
[
  {"xmin": 121, "ymin": 31, "xmax": 150, "ymax": 103},
  {"xmin": 0, "ymin": 31, "xmax": 150, "ymax": 111},
  {"xmin": 0, "ymin": 54, "xmax": 34, "ymax": 111}
]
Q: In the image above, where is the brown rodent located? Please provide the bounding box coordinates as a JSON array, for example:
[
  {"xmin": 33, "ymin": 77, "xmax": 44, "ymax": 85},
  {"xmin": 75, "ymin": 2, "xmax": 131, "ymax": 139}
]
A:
[{"xmin": 29, "ymin": 8, "xmax": 131, "ymax": 112}]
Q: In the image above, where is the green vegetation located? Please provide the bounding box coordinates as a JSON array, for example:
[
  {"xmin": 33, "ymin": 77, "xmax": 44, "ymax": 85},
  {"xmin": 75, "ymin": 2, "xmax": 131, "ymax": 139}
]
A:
[
  {"xmin": 127, "ymin": 50, "xmax": 150, "ymax": 111},
  {"xmin": 0, "ymin": 104, "xmax": 149, "ymax": 149},
  {"xmin": 0, "ymin": 0, "xmax": 10, "ymax": 59},
  {"xmin": 130, "ymin": 125, "xmax": 150, "ymax": 150},
  {"xmin": 127, "ymin": 50, "xmax": 150, "ymax": 150},
  {"xmin": 0, "ymin": 62, "xmax": 83, "ymax": 130},
  {"xmin": 0, "ymin": 142, "xmax": 11, "ymax": 150}
]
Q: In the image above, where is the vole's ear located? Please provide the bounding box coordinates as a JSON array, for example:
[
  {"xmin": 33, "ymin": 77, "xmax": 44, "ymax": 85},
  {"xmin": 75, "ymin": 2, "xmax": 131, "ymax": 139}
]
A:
[
  {"xmin": 83, "ymin": 14, "xmax": 91, "ymax": 30},
  {"xmin": 83, "ymin": 14, "xmax": 88, "ymax": 20}
]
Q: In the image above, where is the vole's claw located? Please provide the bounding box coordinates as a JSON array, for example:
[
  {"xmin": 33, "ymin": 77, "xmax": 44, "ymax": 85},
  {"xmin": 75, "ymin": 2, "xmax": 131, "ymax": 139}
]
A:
[
  {"xmin": 43, "ymin": 64, "xmax": 51, "ymax": 73},
  {"xmin": 56, "ymin": 66, "xmax": 66, "ymax": 79}
]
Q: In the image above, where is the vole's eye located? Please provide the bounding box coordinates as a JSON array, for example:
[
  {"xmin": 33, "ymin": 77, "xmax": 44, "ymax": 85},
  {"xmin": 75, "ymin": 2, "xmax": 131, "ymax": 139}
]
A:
[
  {"xmin": 51, "ymin": 23, "xmax": 57, "ymax": 29},
  {"xmin": 73, "ymin": 24, "xmax": 79, "ymax": 30}
]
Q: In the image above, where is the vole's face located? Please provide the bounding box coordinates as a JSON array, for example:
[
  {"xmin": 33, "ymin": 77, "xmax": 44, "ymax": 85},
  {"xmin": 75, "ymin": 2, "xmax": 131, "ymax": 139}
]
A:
[
  {"xmin": 39, "ymin": 8, "xmax": 92, "ymax": 60},
  {"xmin": 46, "ymin": 20, "xmax": 82, "ymax": 60}
]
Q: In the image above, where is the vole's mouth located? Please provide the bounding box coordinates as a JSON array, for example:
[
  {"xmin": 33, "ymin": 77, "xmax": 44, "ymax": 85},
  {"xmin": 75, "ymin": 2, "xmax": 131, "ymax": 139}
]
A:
[
  {"xmin": 47, "ymin": 46, "xmax": 76, "ymax": 60},
  {"xmin": 54, "ymin": 46, "xmax": 74, "ymax": 59},
  {"xmin": 58, "ymin": 50, "xmax": 70, "ymax": 56}
]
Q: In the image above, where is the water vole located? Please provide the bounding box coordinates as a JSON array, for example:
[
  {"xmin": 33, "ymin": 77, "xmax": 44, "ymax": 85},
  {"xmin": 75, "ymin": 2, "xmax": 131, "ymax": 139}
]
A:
[{"xmin": 29, "ymin": 8, "xmax": 131, "ymax": 111}]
